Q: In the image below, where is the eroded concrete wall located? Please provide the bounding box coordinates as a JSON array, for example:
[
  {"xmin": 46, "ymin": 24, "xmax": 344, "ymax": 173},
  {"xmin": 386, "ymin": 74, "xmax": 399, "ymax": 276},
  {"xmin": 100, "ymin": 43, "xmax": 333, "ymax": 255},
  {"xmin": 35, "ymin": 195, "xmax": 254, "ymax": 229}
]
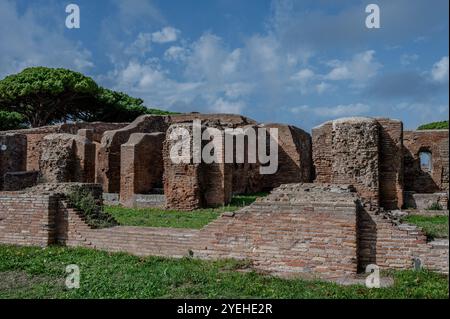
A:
[{"xmin": 39, "ymin": 134, "xmax": 95, "ymax": 183}]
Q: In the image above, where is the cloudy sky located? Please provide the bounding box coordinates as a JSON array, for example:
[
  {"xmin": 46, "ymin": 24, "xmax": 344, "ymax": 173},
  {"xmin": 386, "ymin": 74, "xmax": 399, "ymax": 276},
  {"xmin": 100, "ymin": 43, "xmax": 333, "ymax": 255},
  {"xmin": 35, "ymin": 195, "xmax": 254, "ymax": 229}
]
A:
[{"xmin": 0, "ymin": 0, "xmax": 448, "ymax": 131}]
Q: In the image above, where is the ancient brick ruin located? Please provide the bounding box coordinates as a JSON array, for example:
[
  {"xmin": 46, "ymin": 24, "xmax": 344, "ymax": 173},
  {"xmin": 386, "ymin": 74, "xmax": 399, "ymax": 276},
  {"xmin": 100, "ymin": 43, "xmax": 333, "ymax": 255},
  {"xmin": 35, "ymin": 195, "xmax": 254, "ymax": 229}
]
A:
[{"xmin": 0, "ymin": 114, "xmax": 448, "ymax": 280}]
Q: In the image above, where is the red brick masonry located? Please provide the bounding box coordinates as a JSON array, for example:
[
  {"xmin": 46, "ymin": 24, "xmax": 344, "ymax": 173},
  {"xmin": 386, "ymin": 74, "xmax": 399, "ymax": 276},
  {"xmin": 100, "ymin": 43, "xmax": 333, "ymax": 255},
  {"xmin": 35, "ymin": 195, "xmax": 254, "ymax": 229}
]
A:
[{"xmin": 1, "ymin": 183, "xmax": 447, "ymax": 280}]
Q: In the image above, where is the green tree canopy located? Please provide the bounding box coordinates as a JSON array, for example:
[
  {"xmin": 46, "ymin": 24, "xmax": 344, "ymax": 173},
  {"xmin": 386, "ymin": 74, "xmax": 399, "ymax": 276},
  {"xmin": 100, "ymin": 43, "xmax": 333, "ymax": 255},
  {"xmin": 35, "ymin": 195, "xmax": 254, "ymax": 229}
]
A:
[
  {"xmin": 417, "ymin": 121, "xmax": 449, "ymax": 130},
  {"xmin": 0, "ymin": 111, "xmax": 27, "ymax": 131},
  {"xmin": 0, "ymin": 67, "xmax": 175, "ymax": 129}
]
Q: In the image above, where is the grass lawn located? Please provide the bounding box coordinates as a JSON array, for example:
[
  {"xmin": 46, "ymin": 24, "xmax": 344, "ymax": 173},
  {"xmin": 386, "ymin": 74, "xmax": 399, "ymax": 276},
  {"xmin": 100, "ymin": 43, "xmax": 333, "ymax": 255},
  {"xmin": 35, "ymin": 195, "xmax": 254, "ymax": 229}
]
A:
[
  {"xmin": 0, "ymin": 245, "xmax": 448, "ymax": 299},
  {"xmin": 402, "ymin": 215, "xmax": 449, "ymax": 239},
  {"xmin": 105, "ymin": 193, "xmax": 268, "ymax": 229}
]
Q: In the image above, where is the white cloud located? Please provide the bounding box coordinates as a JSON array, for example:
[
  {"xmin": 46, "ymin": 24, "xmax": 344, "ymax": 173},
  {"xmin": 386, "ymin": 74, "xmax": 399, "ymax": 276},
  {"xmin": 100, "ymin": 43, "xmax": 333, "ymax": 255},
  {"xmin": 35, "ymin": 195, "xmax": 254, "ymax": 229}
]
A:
[
  {"xmin": 400, "ymin": 53, "xmax": 419, "ymax": 66},
  {"xmin": 125, "ymin": 33, "xmax": 153, "ymax": 56},
  {"xmin": 113, "ymin": 0, "xmax": 165, "ymax": 26},
  {"xmin": 152, "ymin": 27, "xmax": 180, "ymax": 43},
  {"xmin": 211, "ymin": 98, "xmax": 246, "ymax": 114},
  {"xmin": 325, "ymin": 50, "xmax": 382, "ymax": 84},
  {"xmin": 431, "ymin": 56, "xmax": 449, "ymax": 83},
  {"xmin": 224, "ymin": 83, "xmax": 254, "ymax": 99},
  {"xmin": 291, "ymin": 68, "xmax": 315, "ymax": 82},
  {"xmin": 0, "ymin": 1, "xmax": 93, "ymax": 78},
  {"xmin": 164, "ymin": 46, "xmax": 188, "ymax": 62},
  {"xmin": 315, "ymin": 82, "xmax": 332, "ymax": 94},
  {"xmin": 291, "ymin": 103, "xmax": 370, "ymax": 117}
]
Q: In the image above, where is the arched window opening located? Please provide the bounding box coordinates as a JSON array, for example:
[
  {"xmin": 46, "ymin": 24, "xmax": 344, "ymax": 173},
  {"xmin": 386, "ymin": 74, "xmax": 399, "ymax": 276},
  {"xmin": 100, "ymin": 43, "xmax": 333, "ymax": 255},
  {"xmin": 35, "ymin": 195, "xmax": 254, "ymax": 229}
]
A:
[{"xmin": 419, "ymin": 151, "xmax": 432, "ymax": 172}]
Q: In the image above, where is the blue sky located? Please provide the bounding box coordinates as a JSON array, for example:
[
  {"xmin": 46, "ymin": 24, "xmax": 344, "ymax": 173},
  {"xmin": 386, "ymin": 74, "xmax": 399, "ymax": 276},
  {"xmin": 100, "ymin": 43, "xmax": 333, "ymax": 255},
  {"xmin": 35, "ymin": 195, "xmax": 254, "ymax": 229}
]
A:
[{"xmin": 0, "ymin": 0, "xmax": 448, "ymax": 131}]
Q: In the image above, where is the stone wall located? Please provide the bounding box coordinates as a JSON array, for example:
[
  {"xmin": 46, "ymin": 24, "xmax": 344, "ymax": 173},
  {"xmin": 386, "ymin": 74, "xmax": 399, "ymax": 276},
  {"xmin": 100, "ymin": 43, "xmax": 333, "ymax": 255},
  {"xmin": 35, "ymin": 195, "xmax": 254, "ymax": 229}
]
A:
[
  {"xmin": 120, "ymin": 133, "xmax": 165, "ymax": 207},
  {"xmin": 404, "ymin": 191, "xmax": 448, "ymax": 210},
  {"xmin": 403, "ymin": 130, "xmax": 449, "ymax": 193},
  {"xmin": 39, "ymin": 134, "xmax": 95, "ymax": 183},
  {"xmin": 332, "ymin": 118, "xmax": 380, "ymax": 209},
  {"xmin": 0, "ymin": 133, "xmax": 27, "ymax": 190},
  {"xmin": 312, "ymin": 117, "xmax": 407, "ymax": 210}
]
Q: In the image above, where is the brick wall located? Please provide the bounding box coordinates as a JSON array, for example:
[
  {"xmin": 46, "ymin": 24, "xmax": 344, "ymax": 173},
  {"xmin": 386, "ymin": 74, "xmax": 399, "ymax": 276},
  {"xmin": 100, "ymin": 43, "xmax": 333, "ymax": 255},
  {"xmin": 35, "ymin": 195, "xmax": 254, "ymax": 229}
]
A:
[
  {"xmin": 403, "ymin": 130, "xmax": 449, "ymax": 192},
  {"xmin": 261, "ymin": 124, "xmax": 312, "ymax": 189},
  {"xmin": 0, "ymin": 192, "xmax": 58, "ymax": 246},
  {"xmin": 0, "ymin": 133, "xmax": 27, "ymax": 190},
  {"xmin": 358, "ymin": 209, "xmax": 448, "ymax": 273},
  {"xmin": 163, "ymin": 123, "xmax": 204, "ymax": 210},
  {"xmin": 1, "ymin": 122, "xmax": 127, "ymax": 171},
  {"xmin": 377, "ymin": 118, "xmax": 404, "ymax": 210},
  {"xmin": 312, "ymin": 122, "xmax": 333, "ymax": 183},
  {"xmin": 194, "ymin": 184, "xmax": 360, "ymax": 279},
  {"xmin": 120, "ymin": 133, "xmax": 165, "ymax": 207},
  {"xmin": 96, "ymin": 115, "xmax": 169, "ymax": 193},
  {"xmin": 1, "ymin": 183, "xmax": 448, "ymax": 278},
  {"xmin": 2, "ymin": 171, "xmax": 38, "ymax": 191}
]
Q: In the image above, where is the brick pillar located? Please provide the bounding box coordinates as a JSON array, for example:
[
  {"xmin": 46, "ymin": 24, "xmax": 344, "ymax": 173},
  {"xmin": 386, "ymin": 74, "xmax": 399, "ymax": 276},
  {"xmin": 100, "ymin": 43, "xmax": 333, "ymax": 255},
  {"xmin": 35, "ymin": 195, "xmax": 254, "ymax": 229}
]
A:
[{"xmin": 120, "ymin": 133, "xmax": 164, "ymax": 207}]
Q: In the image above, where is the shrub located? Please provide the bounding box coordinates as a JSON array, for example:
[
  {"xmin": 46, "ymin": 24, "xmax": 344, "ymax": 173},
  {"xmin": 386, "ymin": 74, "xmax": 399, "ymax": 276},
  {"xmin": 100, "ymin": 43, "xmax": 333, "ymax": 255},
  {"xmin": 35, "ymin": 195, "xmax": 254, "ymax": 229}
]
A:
[
  {"xmin": 417, "ymin": 121, "xmax": 449, "ymax": 130},
  {"xmin": 427, "ymin": 202, "xmax": 443, "ymax": 211},
  {"xmin": 66, "ymin": 187, "xmax": 118, "ymax": 228}
]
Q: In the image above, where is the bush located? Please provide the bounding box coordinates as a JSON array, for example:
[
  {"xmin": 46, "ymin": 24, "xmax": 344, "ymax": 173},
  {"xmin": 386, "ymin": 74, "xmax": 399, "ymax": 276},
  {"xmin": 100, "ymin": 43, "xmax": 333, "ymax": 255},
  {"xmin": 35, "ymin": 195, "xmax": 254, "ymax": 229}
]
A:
[
  {"xmin": 67, "ymin": 187, "xmax": 117, "ymax": 229},
  {"xmin": 417, "ymin": 121, "xmax": 449, "ymax": 130},
  {"xmin": 0, "ymin": 111, "xmax": 27, "ymax": 131}
]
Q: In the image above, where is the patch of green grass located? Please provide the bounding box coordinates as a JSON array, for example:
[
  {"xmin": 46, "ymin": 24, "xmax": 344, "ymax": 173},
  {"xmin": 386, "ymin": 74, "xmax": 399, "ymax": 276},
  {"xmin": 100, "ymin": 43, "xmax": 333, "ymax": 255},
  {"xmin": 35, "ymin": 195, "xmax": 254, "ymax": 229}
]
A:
[
  {"xmin": 403, "ymin": 215, "xmax": 449, "ymax": 239},
  {"xmin": 0, "ymin": 245, "xmax": 447, "ymax": 299},
  {"xmin": 105, "ymin": 193, "xmax": 268, "ymax": 229},
  {"xmin": 104, "ymin": 206, "xmax": 222, "ymax": 229}
]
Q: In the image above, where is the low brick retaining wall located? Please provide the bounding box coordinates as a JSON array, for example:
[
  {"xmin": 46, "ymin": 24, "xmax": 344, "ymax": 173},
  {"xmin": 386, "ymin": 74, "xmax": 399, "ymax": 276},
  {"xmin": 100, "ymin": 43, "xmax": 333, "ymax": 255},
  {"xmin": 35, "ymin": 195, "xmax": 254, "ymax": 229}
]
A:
[
  {"xmin": 1, "ymin": 183, "xmax": 448, "ymax": 279},
  {"xmin": 0, "ymin": 192, "xmax": 59, "ymax": 246}
]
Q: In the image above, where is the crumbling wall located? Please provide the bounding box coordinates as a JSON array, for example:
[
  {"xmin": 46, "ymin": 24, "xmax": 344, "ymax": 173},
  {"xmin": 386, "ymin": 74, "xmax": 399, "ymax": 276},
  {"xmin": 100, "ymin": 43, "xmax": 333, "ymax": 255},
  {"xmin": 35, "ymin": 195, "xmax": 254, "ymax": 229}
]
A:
[
  {"xmin": 163, "ymin": 123, "xmax": 233, "ymax": 210},
  {"xmin": 39, "ymin": 134, "xmax": 95, "ymax": 183},
  {"xmin": 403, "ymin": 130, "xmax": 449, "ymax": 193},
  {"xmin": 331, "ymin": 118, "xmax": 380, "ymax": 209},
  {"xmin": 194, "ymin": 184, "xmax": 359, "ymax": 279},
  {"xmin": 312, "ymin": 117, "xmax": 408, "ymax": 210},
  {"xmin": 120, "ymin": 133, "xmax": 165, "ymax": 207},
  {"xmin": 358, "ymin": 209, "xmax": 448, "ymax": 273},
  {"xmin": 1, "ymin": 122, "xmax": 127, "ymax": 171},
  {"xmin": 0, "ymin": 133, "xmax": 27, "ymax": 190},
  {"xmin": 96, "ymin": 115, "xmax": 169, "ymax": 193}
]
